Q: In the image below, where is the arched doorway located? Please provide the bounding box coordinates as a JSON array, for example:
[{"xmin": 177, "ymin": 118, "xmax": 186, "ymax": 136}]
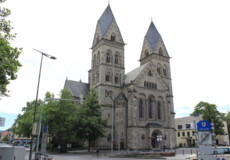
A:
[{"xmin": 151, "ymin": 130, "xmax": 162, "ymax": 148}]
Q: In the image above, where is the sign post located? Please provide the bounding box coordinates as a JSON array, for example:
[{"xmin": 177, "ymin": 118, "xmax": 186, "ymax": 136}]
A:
[{"xmin": 0, "ymin": 117, "xmax": 5, "ymax": 127}]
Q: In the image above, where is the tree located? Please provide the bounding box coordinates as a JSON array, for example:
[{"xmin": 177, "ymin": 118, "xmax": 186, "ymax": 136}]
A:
[
  {"xmin": 13, "ymin": 100, "xmax": 42, "ymax": 137},
  {"xmin": 225, "ymin": 112, "xmax": 230, "ymax": 140},
  {"xmin": 76, "ymin": 89, "xmax": 107, "ymax": 152},
  {"xmin": 0, "ymin": 0, "xmax": 22, "ymax": 97},
  {"xmin": 191, "ymin": 101, "xmax": 225, "ymax": 135},
  {"xmin": 42, "ymin": 89, "xmax": 79, "ymax": 149}
]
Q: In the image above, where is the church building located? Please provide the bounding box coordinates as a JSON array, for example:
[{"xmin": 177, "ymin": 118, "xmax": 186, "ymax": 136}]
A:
[{"xmin": 64, "ymin": 4, "xmax": 176, "ymax": 150}]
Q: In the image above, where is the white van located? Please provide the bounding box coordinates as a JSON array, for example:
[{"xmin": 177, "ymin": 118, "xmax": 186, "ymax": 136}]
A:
[{"xmin": 186, "ymin": 146, "xmax": 230, "ymax": 160}]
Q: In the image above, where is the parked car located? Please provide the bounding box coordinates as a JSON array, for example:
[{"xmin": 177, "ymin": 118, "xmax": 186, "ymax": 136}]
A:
[{"xmin": 186, "ymin": 146, "xmax": 230, "ymax": 160}]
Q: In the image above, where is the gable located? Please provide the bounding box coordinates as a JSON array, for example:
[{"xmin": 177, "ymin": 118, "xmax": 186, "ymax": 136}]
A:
[{"xmin": 125, "ymin": 62, "xmax": 169, "ymax": 91}]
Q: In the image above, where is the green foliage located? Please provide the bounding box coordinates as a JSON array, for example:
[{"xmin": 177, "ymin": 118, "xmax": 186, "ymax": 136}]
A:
[
  {"xmin": 225, "ymin": 112, "xmax": 230, "ymax": 139},
  {"xmin": 2, "ymin": 135, "xmax": 9, "ymax": 142},
  {"xmin": 0, "ymin": 0, "xmax": 22, "ymax": 97},
  {"xmin": 13, "ymin": 100, "xmax": 42, "ymax": 137},
  {"xmin": 76, "ymin": 89, "xmax": 106, "ymax": 152},
  {"xmin": 191, "ymin": 101, "xmax": 225, "ymax": 135},
  {"xmin": 42, "ymin": 89, "xmax": 79, "ymax": 148}
]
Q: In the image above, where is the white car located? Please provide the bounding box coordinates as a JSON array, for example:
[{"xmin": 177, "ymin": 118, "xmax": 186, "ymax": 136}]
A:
[{"xmin": 186, "ymin": 146, "xmax": 230, "ymax": 160}]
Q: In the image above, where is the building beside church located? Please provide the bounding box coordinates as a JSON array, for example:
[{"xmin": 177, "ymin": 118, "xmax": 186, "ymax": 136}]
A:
[{"xmin": 64, "ymin": 4, "xmax": 176, "ymax": 150}]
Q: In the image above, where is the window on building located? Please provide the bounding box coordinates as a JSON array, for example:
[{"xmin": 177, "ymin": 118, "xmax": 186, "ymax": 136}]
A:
[
  {"xmin": 148, "ymin": 98, "xmax": 153, "ymax": 119},
  {"xmin": 187, "ymin": 131, "xmax": 190, "ymax": 137},
  {"xmin": 148, "ymin": 70, "xmax": 153, "ymax": 76},
  {"xmin": 192, "ymin": 131, "xmax": 195, "ymax": 136},
  {"xmin": 157, "ymin": 67, "xmax": 161, "ymax": 74},
  {"xmin": 178, "ymin": 125, "xmax": 183, "ymax": 129},
  {"xmin": 177, "ymin": 132, "xmax": 180, "ymax": 137},
  {"xmin": 163, "ymin": 69, "xmax": 167, "ymax": 76},
  {"xmin": 182, "ymin": 132, "xmax": 185, "ymax": 136},
  {"xmin": 186, "ymin": 124, "xmax": 191, "ymax": 129},
  {"xmin": 115, "ymin": 74, "xmax": 119, "ymax": 84},
  {"xmin": 106, "ymin": 52, "xmax": 111, "ymax": 63},
  {"xmin": 107, "ymin": 134, "xmax": 111, "ymax": 142},
  {"xmin": 139, "ymin": 99, "xmax": 144, "ymax": 118},
  {"xmin": 115, "ymin": 54, "xmax": 119, "ymax": 64},
  {"xmin": 97, "ymin": 51, "xmax": 100, "ymax": 64},
  {"xmin": 105, "ymin": 72, "xmax": 111, "ymax": 82},
  {"xmin": 159, "ymin": 48, "xmax": 163, "ymax": 56},
  {"xmin": 145, "ymin": 50, "xmax": 149, "ymax": 57},
  {"xmin": 157, "ymin": 102, "xmax": 161, "ymax": 119},
  {"xmin": 111, "ymin": 33, "xmax": 116, "ymax": 41}
]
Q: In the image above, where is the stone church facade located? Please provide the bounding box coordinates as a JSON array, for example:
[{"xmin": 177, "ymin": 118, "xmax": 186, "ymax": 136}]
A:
[{"xmin": 64, "ymin": 5, "xmax": 176, "ymax": 150}]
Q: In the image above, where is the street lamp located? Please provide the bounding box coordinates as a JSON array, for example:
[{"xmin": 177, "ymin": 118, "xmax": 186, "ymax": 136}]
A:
[{"xmin": 29, "ymin": 49, "xmax": 56, "ymax": 160}]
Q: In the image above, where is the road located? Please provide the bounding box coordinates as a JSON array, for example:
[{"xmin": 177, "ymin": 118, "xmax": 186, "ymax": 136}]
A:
[{"xmin": 24, "ymin": 148, "xmax": 196, "ymax": 160}]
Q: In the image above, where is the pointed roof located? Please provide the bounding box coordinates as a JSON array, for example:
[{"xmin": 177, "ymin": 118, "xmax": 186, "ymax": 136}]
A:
[
  {"xmin": 146, "ymin": 21, "xmax": 161, "ymax": 52},
  {"xmin": 98, "ymin": 5, "xmax": 115, "ymax": 37}
]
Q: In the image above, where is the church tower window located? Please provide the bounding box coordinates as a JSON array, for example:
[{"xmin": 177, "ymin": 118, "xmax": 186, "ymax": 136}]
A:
[
  {"xmin": 105, "ymin": 72, "xmax": 111, "ymax": 82},
  {"xmin": 106, "ymin": 51, "xmax": 111, "ymax": 63},
  {"xmin": 148, "ymin": 98, "xmax": 153, "ymax": 119},
  {"xmin": 111, "ymin": 33, "xmax": 116, "ymax": 41},
  {"xmin": 93, "ymin": 54, "xmax": 96, "ymax": 67},
  {"xmin": 139, "ymin": 99, "xmax": 144, "ymax": 118},
  {"xmin": 157, "ymin": 102, "xmax": 161, "ymax": 120},
  {"xmin": 159, "ymin": 48, "xmax": 163, "ymax": 56},
  {"xmin": 145, "ymin": 50, "xmax": 149, "ymax": 57},
  {"xmin": 115, "ymin": 74, "xmax": 119, "ymax": 84},
  {"xmin": 97, "ymin": 51, "xmax": 100, "ymax": 65},
  {"xmin": 115, "ymin": 54, "xmax": 119, "ymax": 64}
]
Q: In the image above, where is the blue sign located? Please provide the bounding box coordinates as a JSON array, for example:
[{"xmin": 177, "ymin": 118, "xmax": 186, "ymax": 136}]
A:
[{"xmin": 197, "ymin": 120, "xmax": 212, "ymax": 131}]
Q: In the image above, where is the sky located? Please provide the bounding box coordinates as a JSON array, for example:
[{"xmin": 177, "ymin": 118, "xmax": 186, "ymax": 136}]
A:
[{"xmin": 1, "ymin": 0, "xmax": 230, "ymax": 131}]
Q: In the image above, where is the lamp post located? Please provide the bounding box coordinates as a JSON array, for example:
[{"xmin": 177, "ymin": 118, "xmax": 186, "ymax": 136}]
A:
[{"xmin": 29, "ymin": 49, "xmax": 56, "ymax": 160}]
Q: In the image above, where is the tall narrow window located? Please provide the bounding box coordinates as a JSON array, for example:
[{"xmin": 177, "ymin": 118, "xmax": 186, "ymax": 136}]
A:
[
  {"xmin": 139, "ymin": 99, "xmax": 144, "ymax": 118},
  {"xmin": 115, "ymin": 74, "xmax": 119, "ymax": 84},
  {"xmin": 157, "ymin": 102, "xmax": 161, "ymax": 119},
  {"xmin": 106, "ymin": 52, "xmax": 111, "ymax": 63},
  {"xmin": 97, "ymin": 51, "xmax": 100, "ymax": 65},
  {"xmin": 159, "ymin": 48, "xmax": 163, "ymax": 56},
  {"xmin": 111, "ymin": 33, "xmax": 116, "ymax": 41},
  {"xmin": 105, "ymin": 72, "xmax": 111, "ymax": 82},
  {"xmin": 115, "ymin": 54, "xmax": 119, "ymax": 64},
  {"xmin": 148, "ymin": 98, "xmax": 153, "ymax": 118},
  {"xmin": 93, "ymin": 55, "xmax": 96, "ymax": 67},
  {"xmin": 96, "ymin": 72, "xmax": 99, "ymax": 83}
]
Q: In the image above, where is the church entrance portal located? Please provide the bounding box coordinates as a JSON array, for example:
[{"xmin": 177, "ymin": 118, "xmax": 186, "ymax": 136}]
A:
[{"xmin": 151, "ymin": 130, "xmax": 162, "ymax": 148}]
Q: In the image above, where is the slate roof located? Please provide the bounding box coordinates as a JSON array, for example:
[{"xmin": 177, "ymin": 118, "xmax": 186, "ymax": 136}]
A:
[
  {"xmin": 64, "ymin": 80, "xmax": 89, "ymax": 98},
  {"xmin": 125, "ymin": 63, "xmax": 148, "ymax": 84},
  {"xmin": 146, "ymin": 21, "xmax": 161, "ymax": 52},
  {"xmin": 98, "ymin": 5, "xmax": 115, "ymax": 37}
]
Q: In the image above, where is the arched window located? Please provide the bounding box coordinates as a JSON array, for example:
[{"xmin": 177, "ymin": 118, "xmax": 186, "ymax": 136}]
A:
[
  {"xmin": 145, "ymin": 50, "xmax": 149, "ymax": 57},
  {"xmin": 92, "ymin": 75, "xmax": 95, "ymax": 85},
  {"xmin": 106, "ymin": 51, "xmax": 111, "ymax": 63},
  {"xmin": 159, "ymin": 48, "xmax": 163, "ymax": 56},
  {"xmin": 97, "ymin": 51, "xmax": 100, "ymax": 65},
  {"xmin": 93, "ymin": 54, "xmax": 96, "ymax": 67},
  {"xmin": 144, "ymin": 81, "xmax": 147, "ymax": 87},
  {"xmin": 111, "ymin": 33, "xmax": 116, "ymax": 41},
  {"xmin": 139, "ymin": 99, "xmax": 144, "ymax": 118},
  {"xmin": 157, "ymin": 102, "xmax": 161, "ymax": 120},
  {"xmin": 115, "ymin": 54, "xmax": 119, "ymax": 64},
  {"xmin": 115, "ymin": 74, "xmax": 119, "ymax": 84},
  {"xmin": 96, "ymin": 71, "xmax": 99, "ymax": 83},
  {"xmin": 105, "ymin": 72, "xmax": 111, "ymax": 82},
  {"xmin": 148, "ymin": 98, "xmax": 153, "ymax": 119}
]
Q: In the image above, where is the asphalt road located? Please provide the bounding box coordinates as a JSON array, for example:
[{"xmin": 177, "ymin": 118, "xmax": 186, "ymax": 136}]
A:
[{"xmin": 24, "ymin": 148, "xmax": 195, "ymax": 160}]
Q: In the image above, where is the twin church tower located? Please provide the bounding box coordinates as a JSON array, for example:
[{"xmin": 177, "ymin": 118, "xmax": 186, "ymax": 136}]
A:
[{"xmin": 65, "ymin": 4, "xmax": 176, "ymax": 149}]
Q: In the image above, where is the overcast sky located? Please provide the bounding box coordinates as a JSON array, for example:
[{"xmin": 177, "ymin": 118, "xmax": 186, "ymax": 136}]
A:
[{"xmin": 1, "ymin": 0, "xmax": 230, "ymax": 130}]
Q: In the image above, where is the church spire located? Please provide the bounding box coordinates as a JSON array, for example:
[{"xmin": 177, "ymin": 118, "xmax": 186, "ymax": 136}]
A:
[
  {"xmin": 98, "ymin": 5, "xmax": 115, "ymax": 38},
  {"xmin": 145, "ymin": 21, "xmax": 160, "ymax": 53}
]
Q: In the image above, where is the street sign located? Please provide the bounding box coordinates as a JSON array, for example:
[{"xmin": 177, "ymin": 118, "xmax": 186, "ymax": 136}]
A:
[
  {"xmin": 198, "ymin": 131, "xmax": 212, "ymax": 145},
  {"xmin": 0, "ymin": 117, "xmax": 5, "ymax": 127},
  {"xmin": 197, "ymin": 120, "xmax": 212, "ymax": 131}
]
